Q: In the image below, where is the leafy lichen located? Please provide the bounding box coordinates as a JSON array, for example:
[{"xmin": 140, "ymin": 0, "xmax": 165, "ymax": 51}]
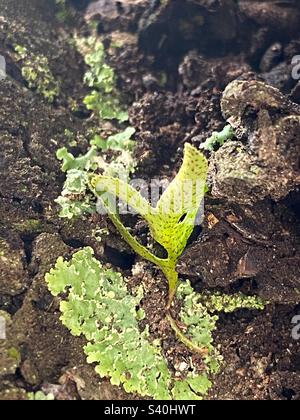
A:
[
  {"xmin": 197, "ymin": 290, "xmax": 266, "ymax": 313},
  {"xmin": 80, "ymin": 37, "xmax": 128, "ymax": 122},
  {"xmin": 200, "ymin": 125, "xmax": 234, "ymax": 152},
  {"xmin": 12, "ymin": 219, "xmax": 44, "ymax": 235},
  {"xmin": 54, "ymin": 33, "xmax": 137, "ymax": 219},
  {"xmin": 46, "ymin": 248, "xmax": 213, "ymax": 399},
  {"xmin": 45, "ymin": 248, "xmax": 265, "ymax": 400},
  {"xmin": 55, "ymin": 169, "xmax": 97, "ymax": 219},
  {"xmin": 55, "ymin": 127, "xmax": 136, "ymax": 219},
  {"xmin": 14, "ymin": 45, "xmax": 60, "ymax": 103}
]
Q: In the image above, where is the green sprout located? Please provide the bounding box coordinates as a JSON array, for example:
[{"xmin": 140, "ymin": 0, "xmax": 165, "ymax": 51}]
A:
[{"xmin": 91, "ymin": 143, "xmax": 209, "ymax": 353}]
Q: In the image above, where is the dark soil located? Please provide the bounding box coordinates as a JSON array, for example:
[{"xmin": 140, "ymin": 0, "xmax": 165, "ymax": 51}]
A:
[{"xmin": 1, "ymin": 0, "xmax": 300, "ymax": 400}]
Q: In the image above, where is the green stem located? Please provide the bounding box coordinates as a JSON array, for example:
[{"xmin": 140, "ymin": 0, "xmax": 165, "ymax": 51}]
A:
[
  {"xmin": 161, "ymin": 263, "xmax": 179, "ymax": 309},
  {"xmin": 166, "ymin": 313, "xmax": 208, "ymax": 356}
]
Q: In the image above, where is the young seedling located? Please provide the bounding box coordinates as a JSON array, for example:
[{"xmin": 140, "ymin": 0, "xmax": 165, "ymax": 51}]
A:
[{"xmin": 91, "ymin": 143, "xmax": 208, "ymax": 354}]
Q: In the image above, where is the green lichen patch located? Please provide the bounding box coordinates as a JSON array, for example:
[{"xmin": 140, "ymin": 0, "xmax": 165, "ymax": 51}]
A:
[
  {"xmin": 55, "ymin": 126, "xmax": 136, "ymax": 219},
  {"xmin": 91, "ymin": 127, "xmax": 136, "ymax": 152},
  {"xmin": 197, "ymin": 290, "xmax": 266, "ymax": 313},
  {"xmin": 12, "ymin": 219, "xmax": 45, "ymax": 235},
  {"xmin": 45, "ymin": 248, "xmax": 266, "ymax": 400},
  {"xmin": 46, "ymin": 248, "xmax": 215, "ymax": 400},
  {"xmin": 54, "ymin": 34, "xmax": 137, "ymax": 220},
  {"xmin": 14, "ymin": 45, "xmax": 60, "ymax": 103},
  {"xmin": 200, "ymin": 125, "xmax": 234, "ymax": 152},
  {"xmin": 78, "ymin": 37, "xmax": 128, "ymax": 122}
]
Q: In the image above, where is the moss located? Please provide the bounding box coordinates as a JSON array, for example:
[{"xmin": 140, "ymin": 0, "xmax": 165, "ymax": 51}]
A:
[
  {"xmin": 7, "ymin": 347, "xmax": 21, "ymax": 364},
  {"xmin": 13, "ymin": 219, "xmax": 44, "ymax": 234},
  {"xmin": 198, "ymin": 291, "xmax": 266, "ymax": 313},
  {"xmin": 55, "ymin": 0, "xmax": 71, "ymax": 23}
]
